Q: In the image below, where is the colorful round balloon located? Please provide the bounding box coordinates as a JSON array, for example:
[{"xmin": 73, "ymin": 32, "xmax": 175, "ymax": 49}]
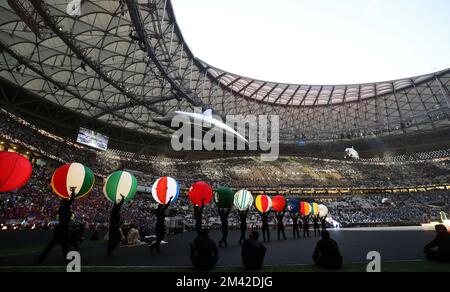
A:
[
  {"xmin": 287, "ymin": 198, "xmax": 300, "ymax": 214},
  {"xmin": 310, "ymin": 203, "xmax": 320, "ymax": 216},
  {"xmin": 51, "ymin": 163, "xmax": 95, "ymax": 199},
  {"xmin": 318, "ymin": 205, "xmax": 329, "ymax": 218},
  {"xmin": 188, "ymin": 182, "xmax": 213, "ymax": 206},
  {"xmin": 0, "ymin": 152, "xmax": 32, "ymax": 192},
  {"xmin": 272, "ymin": 196, "xmax": 286, "ymax": 212},
  {"xmin": 214, "ymin": 187, "xmax": 235, "ymax": 209},
  {"xmin": 234, "ymin": 190, "xmax": 253, "ymax": 211},
  {"xmin": 255, "ymin": 195, "xmax": 272, "ymax": 213},
  {"xmin": 104, "ymin": 171, "xmax": 138, "ymax": 204},
  {"xmin": 300, "ymin": 202, "xmax": 312, "ymax": 216},
  {"xmin": 152, "ymin": 177, "xmax": 179, "ymax": 205}
]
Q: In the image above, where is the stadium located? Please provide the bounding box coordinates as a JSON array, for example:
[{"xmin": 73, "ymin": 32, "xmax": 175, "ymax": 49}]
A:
[{"xmin": 0, "ymin": 0, "xmax": 449, "ymax": 273}]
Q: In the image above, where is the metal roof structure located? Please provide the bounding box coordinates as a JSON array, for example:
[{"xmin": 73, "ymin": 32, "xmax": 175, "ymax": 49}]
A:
[{"xmin": 0, "ymin": 0, "xmax": 449, "ymax": 144}]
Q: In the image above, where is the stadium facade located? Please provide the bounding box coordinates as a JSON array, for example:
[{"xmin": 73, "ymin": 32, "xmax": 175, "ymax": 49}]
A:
[{"xmin": 0, "ymin": 0, "xmax": 449, "ymax": 159}]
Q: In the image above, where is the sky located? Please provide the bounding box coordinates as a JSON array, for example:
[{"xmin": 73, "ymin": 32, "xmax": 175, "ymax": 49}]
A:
[{"xmin": 171, "ymin": 0, "xmax": 450, "ymax": 85}]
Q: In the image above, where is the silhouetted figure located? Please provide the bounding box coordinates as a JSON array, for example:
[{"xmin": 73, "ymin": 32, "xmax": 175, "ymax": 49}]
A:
[
  {"xmin": 424, "ymin": 225, "xmax": 450, "ymax": 263},
  {"xmin": 218, "ymin": 207, "xmax": 232, "ymax": 247},
  {"xmin": 298, "ymin": 216, "xmax": 303, "ymax": 235},
  {"xmin": 302, "ymin": 215, "xmax": 310, "ymax": 238},
  {"xmin": 290, "ymin": 213, "xmax": 301, "ymax": 239},
  {"xmin": 190, "ymin": 229, "xmax": 219, "ymax": 270},
  {"xmin": 69, "ymin": 224, "xmax": 85, "ymax": 251},
  {"xmin": 276, "ymin": 211, "xmax": 287, "ymax": 240},
  {"xmin": 150, "ymin": 198, "xmax": 172, "ymax": 253},
  {"xmin": 107, "ymin": 195, "xmax": 125, "ymax": 258},
  {"xmin": 242, "ymin": 231, "xmax": 267, "ymax": 270},
  {"xmin": 258, "ymin": 211, "xmax": 271, "ymax": 242},
  {"xmin": 90, "ymin": 224, "xmax": 100, "ymax": 241},
  {"xmin": 313, "ymin": 231, "xmax": 343, "ymax": 270},
  {"xmin": 194, "ymin": 199, "xmax": 205, "ymax": 236},
  {"xmin": 239, "ymin": 209, "xmax": 249, "ymax": 245},
  {"xmin": 313, "ymin": 216, "xmax": 321, "ymax": 237},
  {"xmin": 320, "ymin": 217, "xmax": 327, "ymax": 232},
  {"xmin": 37, "ymin": 190, "xmax": 75, "ymax": 264}
]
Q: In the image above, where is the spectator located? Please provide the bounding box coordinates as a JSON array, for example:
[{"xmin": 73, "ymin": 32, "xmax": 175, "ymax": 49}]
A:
[
  {"xmin": 242, "ymin": 231, "xmax": 267, "ymax": 270},
  {"xmin": 127, "ymin": 224, "xmax": 142, "ymax": 246},
  {"xmin": 190, "ymin": 229, "xmax": 219, "ymax": 270},
  {"xmin": 424, "ymin": 225, "xmax": 450, "ymax": 263},
  {"xmin": 312, "ymin": 231, "xmax": 343, "ymax": 270}
]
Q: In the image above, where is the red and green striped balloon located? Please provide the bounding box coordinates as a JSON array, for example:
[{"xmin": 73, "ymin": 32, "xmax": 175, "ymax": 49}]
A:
[
  {"xmin": 51, "ymin": 163, "xmax": 95, "ymax": 199},
  {"xmin": 103, "ymin": 171, "xmax": 138, "ymax": 203}
]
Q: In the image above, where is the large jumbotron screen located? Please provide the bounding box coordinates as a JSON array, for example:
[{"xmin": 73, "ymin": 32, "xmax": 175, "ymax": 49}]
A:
[{"xmin": 76, "ymin": 128, "xmax": 109, "ymax": 151}]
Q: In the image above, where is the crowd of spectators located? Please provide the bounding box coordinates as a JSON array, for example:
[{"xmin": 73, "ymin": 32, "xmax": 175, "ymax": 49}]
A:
[
  {"xmin": 1, "ymin": 163, "xmax": 449, "ymax": 230},
  {"xmin": 1, "ymin": 108, "xmax": 449, "ymax": 231},
  {"xmin": 124, "ymin": 156, "xmax": 450, "ymax": 190},
  {"xmin": 326, "ymin": 192, "xmax": 450, "ymax": 227},
  {"xmin": 0, "ymin": 109, "xmax": 99, "ymax": 171},
  {"xmin": 1, "ymin": 108, "xmax": 449, "ymax": 190}
]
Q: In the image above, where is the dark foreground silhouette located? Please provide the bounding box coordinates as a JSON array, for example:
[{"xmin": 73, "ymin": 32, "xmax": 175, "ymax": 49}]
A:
[
  {"xmin": 36, "ymin": 192, "xmax": 75, "ymax": 264},
  {"xmin": 242, "ymin": 231, "xmax": 267, "ymax": 270},
  {"xmin": 190, "ymin": 230, "xmax": 219, "ymax": 270},
  {"xmin": 313, "ymin": 231, "xmax": 343, "ymax": 270},
  {"xmin": 424, "ymin": 225, "xmax": 450, "ymax": 263}
]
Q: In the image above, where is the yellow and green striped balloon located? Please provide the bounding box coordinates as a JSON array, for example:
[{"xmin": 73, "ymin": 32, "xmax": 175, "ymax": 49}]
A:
[
  {"xmin": 103, "ymin": 171, "xmax": 138, "ymax": 203},
  {"xmin": 310, "ymin": 203, "xmax": 320, "ymax": 216}
]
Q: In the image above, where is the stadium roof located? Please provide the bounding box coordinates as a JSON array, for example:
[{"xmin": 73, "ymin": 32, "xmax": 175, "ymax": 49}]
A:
[
  {"xmin": 204, "ymin": 61, "xmax": 444, "ymax": 106},
  {"xmin": 0, "ymin": 0, "xmax": 449, "ymax": 144}
]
